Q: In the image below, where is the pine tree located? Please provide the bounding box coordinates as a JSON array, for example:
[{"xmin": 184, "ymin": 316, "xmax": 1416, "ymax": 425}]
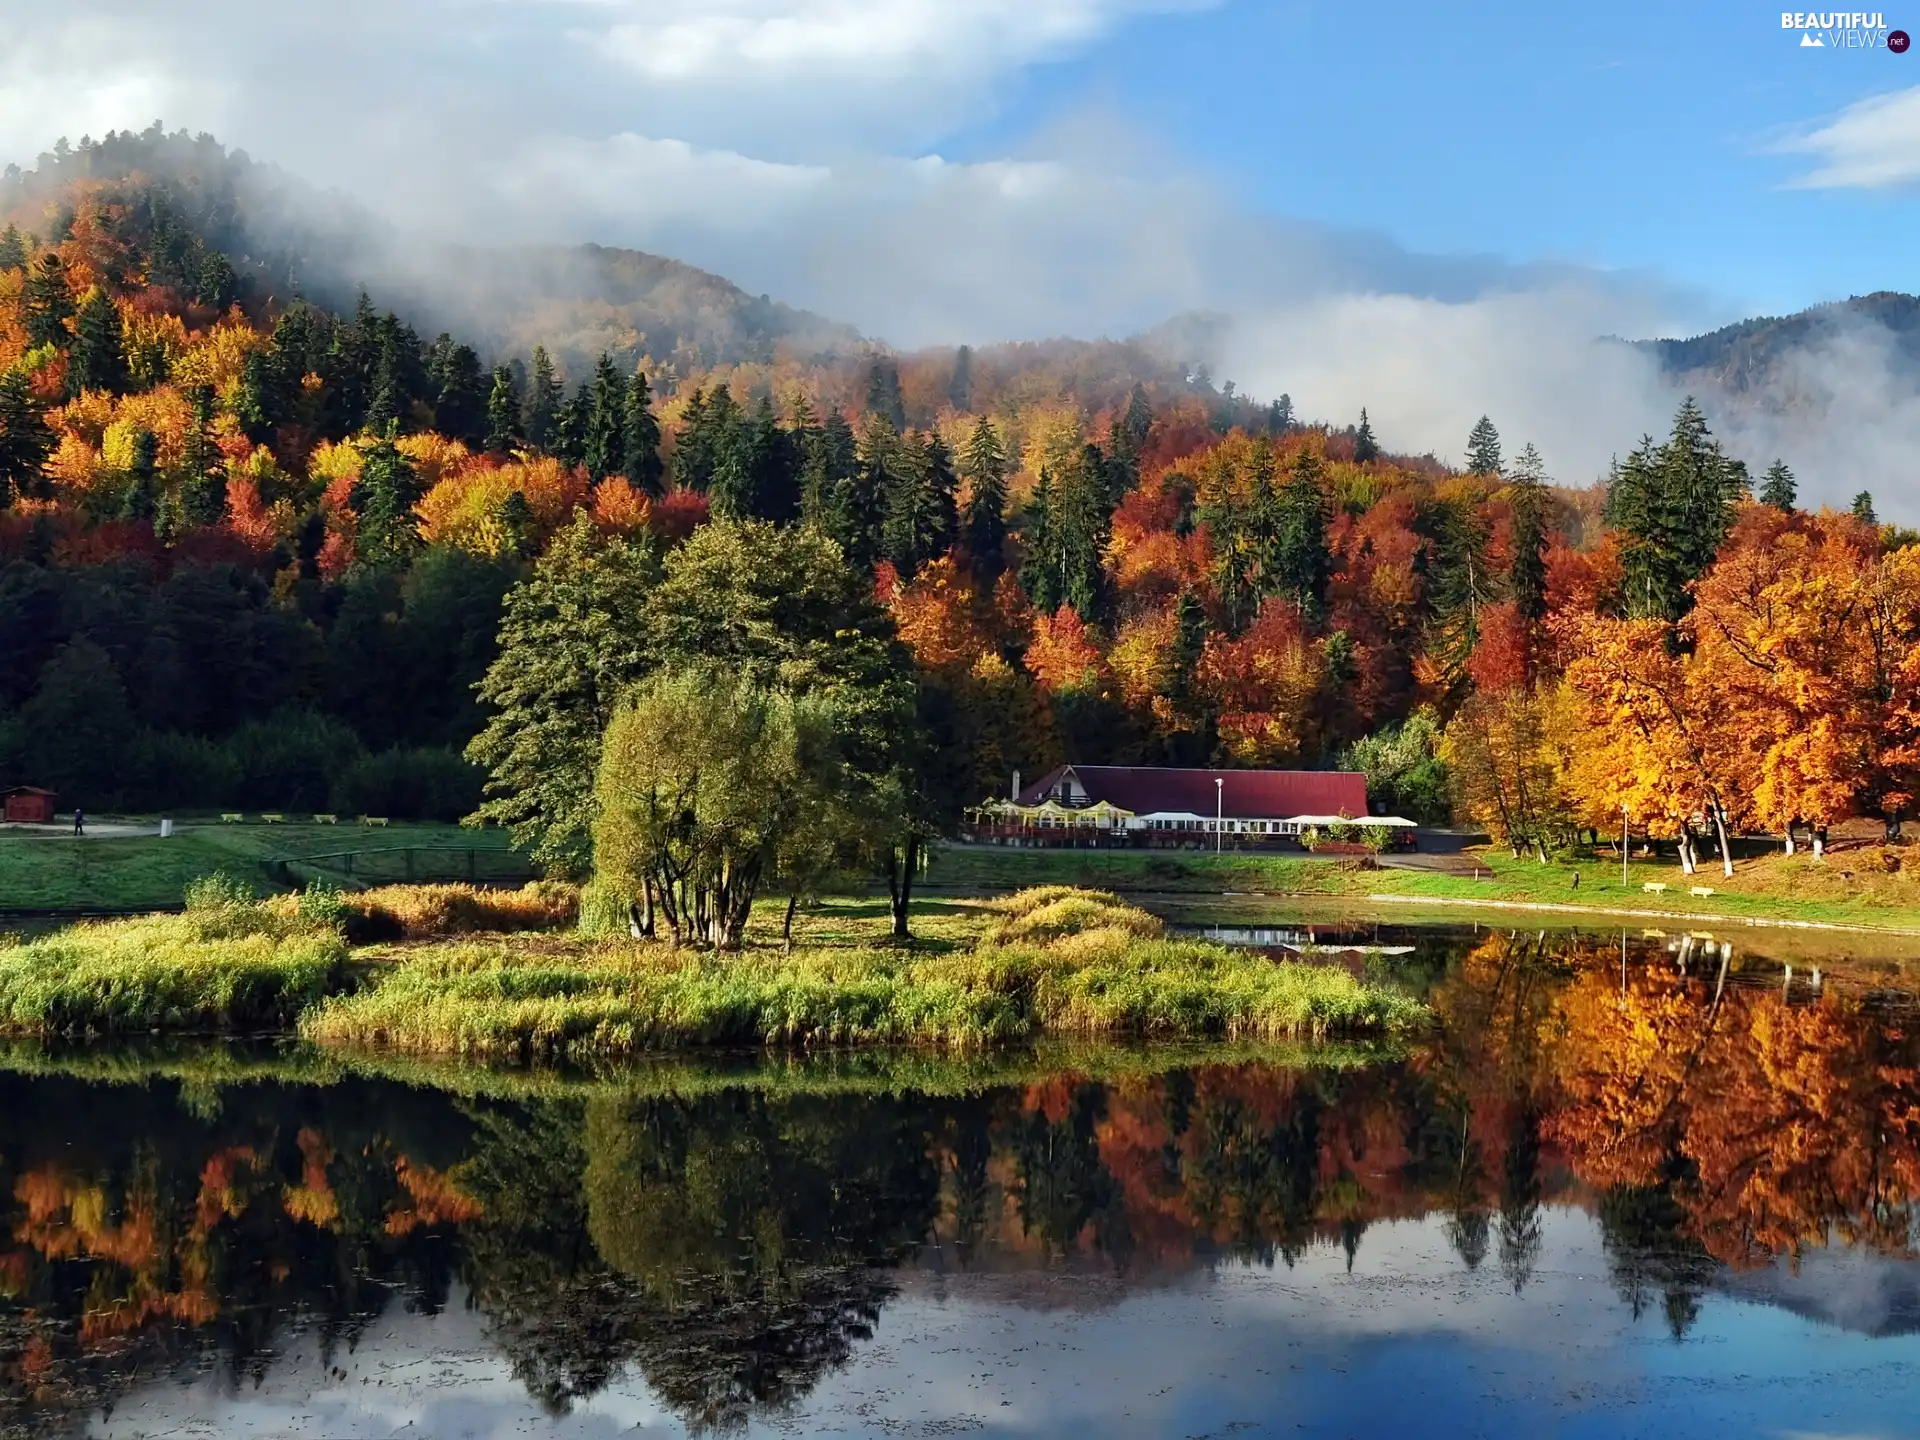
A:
[
  {"xmin": 1421, "ymin": 490, "xmax": 1494, "ymax": 681},
  {"xmin": 178, "ymin": 384, "xmax": 226, "ymax": 526},
  {"xmin": 1853, "ymin": 491, "xmax": 1878, "ymax": 526},
  {"xmin": 1759, "ymin": 460, "xmax": 1796, "ymax": 511},
  {"xmin": 865, "ymin": 356, "xmax": 907, "ymax": 430},
  {"xmin": 0, "ymin": 371, "xmax": 53, "ymax": 508},
  {"xmin": 0, "ymin": 224, "xmax": 26, "ymax": 273},
  {"xmin": 68, "ymin": 287, "xmax": 126, "ymax": 395},
  {"xmin": 883, "ymin": 430, "xmax": 958, "ymax": 579},
  {"xmin": 948, "ymin": 344, "xmax": 974, "ymax": 412},
  {"xmin": 1507, "ymin": 443, "xmax": 1550, "ymax": 623},
  {"xmin": 1019, "ymin": 467, "xmax": 1061, "ymax": 614},
  {"xmin": 1023, "ymin": 444, "xmax": 1113, "ymax": 620},
  {"xmin": 803, "ymin": 409, "xmax": 857, "ymax": 529},
  {"xmin": 22, "ymin": 252, "xmax": 73, "ymax": 349},
  {"xmin": 1271, "ymin": 448, "xmax": 1332, "ymax": 616},
  {"xmin": 427, "ymin": 335, "xmax": 487, "ymax": 445},
  {"xmin": 1605, "ymin": 398, "xmax": 1749, "ymax": 621},
  {"xmin": 549, "ymin": 385, "xmax": 589, "ymax": 470},
  {"xmin": 960, "ymin": 415, "xmax": 1009, "ymax": 575},
  {"xmin": 485, "ymin": 365, "xmax": 522, "ymax": 454},
  {"xmin": 524, "ymin": 346, "xmax": 561, "ymax": 451},
  {"xmin": 1266, "ymin": 394, "xmax": 1293, "ymax": 435},
  {"xmin": 674, "ymin": 386, "xmax": 743, "ymax": 493},
  {"xmin": 499, "ymin": 490, "xmax": 535, "ymax": 559},
  {"xmin": 1465, "ymin": 415, "xmax": 1502, "ymax": 477},
  {"xmin": 351, "ymin": 426, "xmax": 425, "ymax": 565},
  {"xmin": 619, "ymin": 369, "xmax": 664, "ymax": 496},
  {"xmin": 120, "ymin": 429, "xmax": 159, "ymax": 523},
  {"xmin": 1353, "ymin": 408, "xmax": 1380, "ymax": 464},
  {"xmin": 583, "ymin": 353, "xmax": 626, "ymax": 483}
]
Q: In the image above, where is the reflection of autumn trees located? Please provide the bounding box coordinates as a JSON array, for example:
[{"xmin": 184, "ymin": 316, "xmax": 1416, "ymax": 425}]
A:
[{"xmin": 6, "ymin": 956, "xmax": 1920, "ymax": 1431}]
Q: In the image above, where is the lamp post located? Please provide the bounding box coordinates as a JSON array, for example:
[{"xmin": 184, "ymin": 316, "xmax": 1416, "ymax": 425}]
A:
[
  {"xmin": 1215, "ymin": 777, "xmax": 1224, "ymax": 855},
  {"xmin": 1622, "ymin": 805, "xmax": 1629, "ymax": 890}
]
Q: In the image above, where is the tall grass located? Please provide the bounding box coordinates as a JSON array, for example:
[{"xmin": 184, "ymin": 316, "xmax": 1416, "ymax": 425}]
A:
[
  {"xmin": 301, "ymin": 888, "xmax": 1423, "ymax": 1059},
  {"xmin": 0, "ymin": 879, "xmax": 347, "ymax": 1036}
]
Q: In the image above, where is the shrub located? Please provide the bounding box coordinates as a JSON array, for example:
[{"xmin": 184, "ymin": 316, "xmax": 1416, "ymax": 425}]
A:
[
  {"xmin": 341, "ymin": 883, "xmax": 578, "ymax": 941},
  {"xmin": 224, "ymin": 709, "xmax": 366, "ymax": 810},
  {"xmin": 124, "ymin": 730, "xmax": 241, "ymax": 810},
  {"xmin": 331, "ymin": 747, "xmax": 484, "ymax": 822}
]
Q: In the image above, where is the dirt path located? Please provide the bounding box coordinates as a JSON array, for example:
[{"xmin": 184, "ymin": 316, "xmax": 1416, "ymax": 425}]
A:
[{"xmin": 1, "ymin": 822, "xmax": 160, "ymax": 840}]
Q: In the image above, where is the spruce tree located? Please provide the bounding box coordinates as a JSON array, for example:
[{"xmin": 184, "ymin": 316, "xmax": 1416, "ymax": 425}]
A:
[
  {"xmin": 948, "ymin": 344, "xmax": 974, "ymax": 412},
  {"xmin": 1353, "ymin": 408, "xmax": 1380, "ymax": 464},
  {"xmin": 0, "ymin": 371, "xmax": 52, "ymax": 508},
  {"xmin": 550, "ymin": 383, "xmax": 589, "ymax": 469},
  {"xmin": 803, "ymin": 409, "xmax": 858, "ymax": 529},
  {"xmin": 1605, "ymin": 398, "xmax": 1748, "ymax": 621},
  {"xmin": 0, "ymin": 225, "xmax": 25, "ymax": 273},
  {"xmin": 485, "ymin": 365, "xmax": 522, "ymax": 454},
  {"xmin": 428, "ymin": 336, "xmax": 487, "ymax": 445},
  {"xmin": 1464, "ymin": 415, "xmax": 1502, "ymax": 477},
  {"xmin": 120, "ymin": 429, "xmax": 159, "ymax": 523},
  {"xmin": 883, "ymin": 430, "xmax": 958, "ymax": 579},
  {"xmin": 68, "ymin": 287, "xmax": 126, "ymax": 395},
  {"xmin": 1266, "ymin": 394, "xmax": 1293, "ymax": 435},
  {"xmin": 960, "ymin": 415, "xmax": 1009, "ymax": 575},
  {"xmin": 1853, "ymin": 491, "xmax": 1878, "ymax": 526},
  {"xmin": 583, "ymin": 353, "xmax": 626, "ymax": 483},
  {"xmin": 179, "ymin": 385, "xmax": 226, "ymax": 526},
  {"xmin": 22, "ymin": 252, "xmax": 73, "ymax": 349},
  {"xmin": 1507, "ymin": 443, "xmax": 1550, "ymax": 623},
  {"xmin": 1019, "ymin": 467, "xmax": 1061, "ymax": 613},
  {"xmin": 1025, "ymin": 444, "xmax": 1114, "ymax": 620},
  {"xmin": 351, "ymin": 426, "xmax": 424, "ymax": 565},
  {"xmin": 865, "ymin": 356, "xmax": 907, "ymax": 430},
  {"xmin": 619, "ymin": 369, "xmax": 664, "ymax": 496},
  {"xmin": 1272, "ymin": 447, "xmax": 1332, "ymax": 616},
  {"xmin": 1759, "ymin": 460, "xmax": 1796, "ymax": 511},
  {"xmin": 674, "ymin": 386, "xmax": 743, "ymax": 494},
  {"xmin": 524, "ymin": 346, "xmax": 561, "ymax": 451}
]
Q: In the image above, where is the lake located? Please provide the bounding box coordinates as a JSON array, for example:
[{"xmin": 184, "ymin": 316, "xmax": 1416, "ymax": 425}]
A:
[{"xmin": 6, "ymin": 919, "xmax": 1920, "ymax": 1437}]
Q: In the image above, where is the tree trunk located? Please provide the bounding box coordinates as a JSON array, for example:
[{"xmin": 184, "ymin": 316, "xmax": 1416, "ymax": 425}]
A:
[
  {"xmin": 1784, "ymin": 822, "xmax": 1796, "ymax": 857},
  {"xmin": 1677, "ymin": 831, "xmax": 1696, "ymax": 875},
  {"xmin": 1813, "ymin": 828, "xmax": 1826, "ymax": 861},
  {"xmin": 887, "ymin": 837, "xmax": 920, "ymax": 942},
  {"xmin": 1712, "ymin": 805, "xmax": 1734, "ymax": 879},
  {"xmin": 1886, "ymin": 811, "xmax": 1905, "ymax": 843},
  {"xmin": 783, "ymin": 893, "xmax": 799, "ymax": 953},
  {"xmin": 641, "ymin": 877, "xmax": 656, "ymax": 938}
]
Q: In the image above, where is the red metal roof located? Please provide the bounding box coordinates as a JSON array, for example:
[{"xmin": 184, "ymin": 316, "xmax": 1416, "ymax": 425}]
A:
[{"xmin": 1016, "ymin": 765, "xmax": 1369, "ymax": 819}]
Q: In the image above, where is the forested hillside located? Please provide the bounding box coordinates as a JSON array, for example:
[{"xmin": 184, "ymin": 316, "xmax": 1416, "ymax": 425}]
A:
[{"xmin": 2, "ymin": 126, "xmax": 1918, "ymax": 879}]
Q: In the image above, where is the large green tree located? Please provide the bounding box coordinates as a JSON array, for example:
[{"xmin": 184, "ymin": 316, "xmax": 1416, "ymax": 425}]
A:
[
  {"xmin": 466, "ymin": 514, "xmax": 661, "ymax": 875},
  {"xmin": 1604, "ymin": 398, "xmax": 1748, "ymax": 622}
]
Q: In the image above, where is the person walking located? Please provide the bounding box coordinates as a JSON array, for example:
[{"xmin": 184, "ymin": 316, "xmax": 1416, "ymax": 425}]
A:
[{"xmin": 72, "ymin": 806, "xmax": 83, "ymax": 837}]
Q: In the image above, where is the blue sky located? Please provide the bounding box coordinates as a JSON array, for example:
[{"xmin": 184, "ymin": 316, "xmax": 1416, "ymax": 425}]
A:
[{"xmin": 954, "ymin": 0, "xmax": 1918, "ymax": 322}]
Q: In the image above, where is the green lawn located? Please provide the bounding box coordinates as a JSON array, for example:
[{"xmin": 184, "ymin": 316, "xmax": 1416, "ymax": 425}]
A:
[
  {"xmin": 0, "ymin": 821, "xmax": 531, "ymax": 912},
  {"xmin": 927, "ymin": 844, "xmax": 1920, "ymax": 933}
]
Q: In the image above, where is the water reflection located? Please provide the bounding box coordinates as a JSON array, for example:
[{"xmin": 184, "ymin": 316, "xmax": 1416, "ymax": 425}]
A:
[{"xmin": 5, "ymin": 927, "xmax": 1920, "ymax": 1435}]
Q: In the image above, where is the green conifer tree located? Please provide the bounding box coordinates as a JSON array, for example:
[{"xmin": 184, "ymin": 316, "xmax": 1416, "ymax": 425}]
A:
[
  {"xmin": 1465, "ymin": 416, "xmax": 1503, "ymax": 477},
  {"xmin": 865, "ymin": 356, "xmax": 907, "ymax": 430},
  {"xmin": 960, "ymin": 415, "xmax": 1009, "ymax": 576},
  {"xmin": 583, "ymin": 353, "xmax": 627, "ymax": 483},
  {"xmin": 1353, "ymin": 408, "xmax": 1380, "ymax": 464},
  {"xmin": 619, "ymin": 369, "xmax": 664, "ymax": 496},
  {"xmin": 120, "ymin": 430, "xmax": 159, "ymax": 523},
  {"xmin": 68, "ymin": 287, "xmax": 127, "ymax": 396},
  {"xmin": 1507, "ymin": 443, "xmax": 1550, "ymax": 624},
  {"xmin": 524, "ymin": 345, "xmax": 561, "ymax": 451},
  {"xmin": 485, "ymin": 365, "xmax": 522, "ymax": 454},
  {"xmin": 1758, "ymin": 460, "xmax": 1796, "ymax": 511},
  {"xmin": 948, "ymin": 344, "xmax": 974, "ymax": 412},
  {"xmin": 351, "ymin": 426, "xmax": 425, "ymax": 565},
  {"xmin": 1605, "ymin": 398, "xmax": 1749, "ymax": 621},
  {"xmin": 1853, "ymin": 491, "xmax": 1878, "ymax": 526},
  {"xmin": 0, "ymin": 371, "xmax": 53, "ymax": 508},
  {"xmin": 22, "ymin": 252, "xmax": 73, "ymax": 349}
]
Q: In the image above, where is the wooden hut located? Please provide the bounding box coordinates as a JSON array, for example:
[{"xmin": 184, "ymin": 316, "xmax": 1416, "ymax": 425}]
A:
[{"xmin": 2, "ymin": 787, "xmax": 57, "ymax": 824}]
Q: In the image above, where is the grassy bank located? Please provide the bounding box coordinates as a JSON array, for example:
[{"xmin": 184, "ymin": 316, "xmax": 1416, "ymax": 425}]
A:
[
  {"xmin": 0, "ymin": 885, "xmax": 1422, "ymax": 1056},
  {"xmin": 0, "ymin": 820, "xmax": 532, "ymax": 912},
  {"xmin": 929, "ymin": 844, "xmax": 1920, "ymax": 933}
]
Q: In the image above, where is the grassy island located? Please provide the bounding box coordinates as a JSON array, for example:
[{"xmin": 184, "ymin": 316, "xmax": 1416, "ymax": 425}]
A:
[{"xmin": 0, "ymin": 884, "xmax": 1422, "ymax": 1058}]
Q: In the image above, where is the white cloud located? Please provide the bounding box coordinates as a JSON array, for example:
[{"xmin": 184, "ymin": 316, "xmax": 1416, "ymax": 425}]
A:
[{"xmin": 1776, "ymin": 85, "xmax": 1920, "ymax": 189}]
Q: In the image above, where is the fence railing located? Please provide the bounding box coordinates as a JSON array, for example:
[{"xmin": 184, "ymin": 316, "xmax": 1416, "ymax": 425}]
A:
[{"xmin": 263, "ymin": 845, "xmax": 539, "ymax": 889}]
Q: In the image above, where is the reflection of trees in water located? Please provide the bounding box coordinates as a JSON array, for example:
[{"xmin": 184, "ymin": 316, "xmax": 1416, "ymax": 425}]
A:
[{"xmin": 8, "ymin": 939, "xmax": 1920, "ymax": 1432}]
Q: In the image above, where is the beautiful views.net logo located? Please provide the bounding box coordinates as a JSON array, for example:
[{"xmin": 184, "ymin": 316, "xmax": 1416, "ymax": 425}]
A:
[{"xmin": 1782, "ymin": 11, "xmax": 1909, "ymax": 48}]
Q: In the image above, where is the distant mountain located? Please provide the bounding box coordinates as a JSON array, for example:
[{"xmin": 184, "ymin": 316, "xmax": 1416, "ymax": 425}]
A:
[
  {"xmin": 1647, "ymin": 292, "xmax": 1920, "ymax": 398},
  {"xmin": 0, "ymin": 126, "xmax": 863, "ymax": 377}
]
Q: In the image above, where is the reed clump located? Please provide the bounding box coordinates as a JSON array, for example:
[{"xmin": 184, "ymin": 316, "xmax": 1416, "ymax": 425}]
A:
[{"xmin": 301, "ymin": 888, "xmax": 1423, "ymax": 1059}]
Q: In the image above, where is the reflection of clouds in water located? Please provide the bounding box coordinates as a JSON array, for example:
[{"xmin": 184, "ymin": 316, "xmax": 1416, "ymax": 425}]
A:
[{"xmin": 90, "ymin": 1209, "xmax": 1920, "ymax": 1439}]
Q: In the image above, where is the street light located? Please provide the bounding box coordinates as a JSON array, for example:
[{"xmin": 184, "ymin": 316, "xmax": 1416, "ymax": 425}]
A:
[
  {"xmin": 1622, "ymin": 805, "xmax": 1630, "ymax": 889},
  {"xmin": 1215, "ymin": 777, "xmax": 1224, "ymax": 855}
]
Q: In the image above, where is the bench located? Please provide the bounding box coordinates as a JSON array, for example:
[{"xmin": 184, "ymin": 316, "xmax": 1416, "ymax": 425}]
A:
[
  {"xmin": 1689, "ymin": 886, "xmax": 1715, "ymax": 898},
  {"xmin": 220, "ymin": 813, "xmax": 243, "ymax": 823},
  {"xmin": 360, "ymin": 815, "xmax": 390, "ymax": 828},
  {"xmin": 313, "ymin": 813, "xmax": 339, "ymax": 824},
  {"xmin": 1642, "ymin": 882, "xmax": 1668, "ymax": 894},
  {"xmin": 261, "ymin": 813, "xmax": 285, "ymax": 824}
]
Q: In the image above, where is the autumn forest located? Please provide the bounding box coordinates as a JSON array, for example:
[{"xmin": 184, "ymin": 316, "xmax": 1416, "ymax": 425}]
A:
[{"xmin": 0, "ymin": 127, "xmax": 1914, "ymax": 873}]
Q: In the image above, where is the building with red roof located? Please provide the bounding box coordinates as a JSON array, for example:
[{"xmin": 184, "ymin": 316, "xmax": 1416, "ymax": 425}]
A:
[{"xmin": 967, "ymin": 765, "xmax": 1413, "ymax": 850}]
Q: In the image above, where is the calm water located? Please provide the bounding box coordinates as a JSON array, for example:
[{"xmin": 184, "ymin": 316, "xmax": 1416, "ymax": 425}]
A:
[{"xmin": 7, "ymin": 923, "xmax": 1920, "ymax": 1437}]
